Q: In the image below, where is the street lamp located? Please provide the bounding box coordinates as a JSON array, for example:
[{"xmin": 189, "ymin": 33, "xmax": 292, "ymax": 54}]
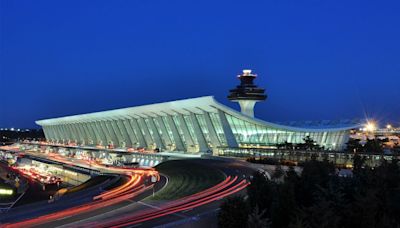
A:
[{"xmin": 365, "ymin": 121, "xmax": 377, "ymax": 132}]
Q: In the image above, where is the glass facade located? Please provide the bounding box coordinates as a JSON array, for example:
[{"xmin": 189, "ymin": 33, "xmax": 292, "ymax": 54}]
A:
[{"xmin": 37, "ymin": 96, "xmax": 355, "ymax": 152}]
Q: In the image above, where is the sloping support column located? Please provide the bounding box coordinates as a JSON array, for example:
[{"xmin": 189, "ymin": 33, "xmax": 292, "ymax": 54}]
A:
[
  {"xmin": 109, "ymin": 119, "xmax": 125, "ymax": 148},
  {"xmin": 76, "ymin": 123, "xmax": 89, "ymax": 145},
  {"xmin": 165, "ymin": 115, "xmax": 185, "ymax": 151},
  {"xmin": 83, "ymin": 122, "xmax": 97, "ymax": 145},
  {"xmin": 71, "ymin": 123, "xmax": 85, "ymax": 144},
  {"xmin": 137, "ymin": 118, "xmax": 154, "ymax": 149},
  {"xmin": 93, "ymin": 121, "xmax": 107, "ymax": 146},
  {"xmin": 40, "ymin": 125, "xmax": 48, "ymax": 140},
  {"xmin": 45, "ymin": 125, "xmax": 54, "ymax": 141},
  {"xmin": 122, "ymin": 119, "xmax": 139, "ymax": 147},
  {"xmin": 190, "ymin": 113, "xmax": 209, "ymax": 152},
  {"xmin": 321, "ymin": 132, "xmax": 328, "ymax": 146},
  {"xmin": 203, "ymin": 112, "xmax": 221, "ymax": 148},
  {"xmin": 58, "ymin": 125, "xmax": 67, "ymax": 142},
  {"xmin": 217, "ymin": 110, "xmax": 238, "ymax": 148},
  {"xmin": 104, "ymin": 120, "xmax": 120, "ymax": 147},
  {"xmin": 147, "ymin": 117, "xmax": 164, "ymax": 150},
  {"xmin": 115, "ymin": 119, "xmax": 133, "ymax": 147},
  {"xmin": 156, "ymin": 116, "xmax": 172, "ymax": 149},
  {"xmin": 51, "ymin": 125, "xmax": 59, "ymax": 142},
  {"xmin": 66, "ymin": 124, "xmax": 79, "ymax": 143},
  {"xmin": 87, "ymin": 122, "xmax": 101, "ymax": 145},
  {"xmin": 59, "ymin": 124, "xmax": 72, "ymax": 142},
  {"xmin": 129, "ymin": 118, "xmax": 147, "ymax": 148},
  {"xmin": 71, "ymin": 123, "xmax": 82, "ymax": 143},
  {"xmin": 80, "ymin": 123, "xmax": 92, "ymax": 145},
  {"xmin": 177, "ymin": 114, "xmax": 195, "ymax": 150},
  {"xmin": 49, "ymin": 125, "xmax": 60, "ymax": 142},
  {"xmin": 338, "ymin": 131, "xmax": 350, "ymax": 151},
  {"xmin": 98, "ymin": 120, "xmax": 114, "ymax": 146}
]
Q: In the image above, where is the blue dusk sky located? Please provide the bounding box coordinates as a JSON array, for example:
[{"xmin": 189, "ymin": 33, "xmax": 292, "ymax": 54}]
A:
[{"xmin": 1, "ymin": 0, "xmax": 399, "ymax": 128}]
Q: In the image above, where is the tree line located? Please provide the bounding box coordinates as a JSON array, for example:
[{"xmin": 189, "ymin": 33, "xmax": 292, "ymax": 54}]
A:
[{"xmin": 218, "ymin": 155, "xmax": 400, "ymax": 228}]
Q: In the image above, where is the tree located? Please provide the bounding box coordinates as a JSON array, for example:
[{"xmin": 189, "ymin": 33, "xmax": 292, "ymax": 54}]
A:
[
  {"xmin": 272, "ymin": 165, "xmax": 284, "ymax": 180},
  {"xmin": 296, "ymin": 158, "xmax": 335, "ymax": 207},
  {"xmin": 363, "ymin": 138, "xmax": 386, "ymax": 154},
  {"xmin": 277, "ymin": 141, "xmax": 294, "ymax": 150},
  {"xmin": 247, "ymin": 205, "xmax": 270, "ymax": 228},
  {"xmin": 218, "ymin": 196, "xmax": 249, "ymax": 228},
  {"xmin": 237, "ymin": 154, "xmax": 400, "ymax": 228},
  {"xmin": 302, "ymin": 136, "xmax": 321, "ymax": 151},
  {"xmin": 346, "ymin": 138, "xmax": 363, "ymax": 153},
  {"xmin": 270, "ymin": 182, "xmax": 297, "ymax": 228},
  {"xmin": 352, "ymin": 154, "xmax": 366, "ymax": 179},
  {"xmin": 247, "ymin": 171, "xmax": 276, "ymax": 213}
]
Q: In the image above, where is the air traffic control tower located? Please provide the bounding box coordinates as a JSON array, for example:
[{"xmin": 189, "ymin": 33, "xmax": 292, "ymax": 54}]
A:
[{"xmin": 228, "ymin": 69, "xmax": 267, "ymax": 117}]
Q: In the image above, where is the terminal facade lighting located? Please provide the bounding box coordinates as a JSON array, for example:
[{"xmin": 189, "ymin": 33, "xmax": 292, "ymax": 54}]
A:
[{"xmin": 35, "ymin": 69, "xmax": 360, "ymax": 153}]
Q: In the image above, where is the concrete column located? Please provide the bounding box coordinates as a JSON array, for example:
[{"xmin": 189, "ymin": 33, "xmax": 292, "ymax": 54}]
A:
[
  {"xmin": 104, "ymin": 120, "xmax": 120, "ymax": 147},
  {"xmin": 51, "ymin": 125, "xmax": 60, "ymax": 142},
  {"xmin": 155, "ymin": 116, "xmax": 172, "ymax": 148},
  {"xmin": 70, "ymin": 123, "xmax": 84, "ymax": 144},
  {"xmin": 49, "ymin": 125, "xmax": 59, "ymax": 141},
  {"xmin": 65, "ymin": 124, "xmax": 78, "ymax": 143},
  {"xmin": 165, "ymin": 115, "xmax": 185, "ymax": 151},
  {"xmin": 129, "ymin": 118, "xmax": 147, "ymax": 148},
  {"xmin": 203, "ymin": 112, "xmax": 221, "ymax": 148},
  {"xmin": 93, "ymin": 121, "xmax": 108, "ymax": 146},
  {"xmin": 76, "ymin": 123, "xmax": 89, "ymax": 144},
  {"xmin": 76, "ymin": 123, "xmax": 88, "ymax": 144},
  {"xmin": 137, "ymin": 118, "xmax": 154, "ymax": 148},
  {"xmin": 115, "ymin": 119, "xmax": 133, "ymax": 147},
  {"xmin": 321, "ymin": 132, "xmax": 328, "ymax": 146},
  {"xmin": 87, "ymin": 122, "xmax": 101, "ymax": 145},
  {"xmin": 122, "ymin": 119, "xmax": 139, "ymax": 147},
  {"xmin": 83, "ymin": 122, "xmax": 98, "ymax": 145},
  {"xmin": 45, "ymin": 125, "xmax": 55, "ymax": 141},
  {"xmin": 78, "ymin": 122, "xmax": 93, "ymax": 145},
  {"xmin": 57, "ymin": 125, "xmax": 67, "ymax": 142},
  {"xmin": 109, "ymin": 119, "xmax": 125, "ymax": 147},
  {"xmin": 59, "ymin": 124, "xmax": 72, "ymax": 142},
  {"xmin": 99, "ymin": 121, "xmax": 113, "ymax": 145},
  {"xmin": 177, "ymin": 114, "xmax": 194, "ymax": 148},
  {"xmin": 147, "ymin": 117, "xmax": 164, "ymax": 149},
  {"xmin": 218, "ymin": 110, "xmax": 238, "ymax": 148},
  {"xmin": 190, "ymin": 113, "xmax": 209, "ymax": 152}
]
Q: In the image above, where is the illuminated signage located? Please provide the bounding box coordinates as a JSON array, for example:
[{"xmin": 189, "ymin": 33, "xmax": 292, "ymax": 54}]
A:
[{"xmin": 0, "ymin": 188, "xmax": 13, "ymax": 195}]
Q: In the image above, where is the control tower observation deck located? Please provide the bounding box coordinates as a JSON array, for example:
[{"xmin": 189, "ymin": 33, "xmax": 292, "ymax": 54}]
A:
[{"xmin": 228, "ymin": 69, "xmax": 267, "ymax": 117}]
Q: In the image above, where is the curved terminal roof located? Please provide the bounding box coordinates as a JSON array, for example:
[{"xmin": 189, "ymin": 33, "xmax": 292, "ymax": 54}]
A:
[{"xmin": 36, "ymin": 96, "xmax": 361, "ymax": 133}]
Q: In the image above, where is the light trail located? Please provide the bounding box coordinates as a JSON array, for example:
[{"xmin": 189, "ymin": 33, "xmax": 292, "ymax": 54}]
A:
[
  {"xmin": 112, "ymin": 182, "xmax": 249, "ymax": 228},
  {"xmin": 3, "ymin": 155, "xmax": 159, "ymax": 228},
  {"xmin": 93, "ymin": 175, "xmax": 138, "ymax": 200},
  {"xmin": 4, "ymin": 175, "xmax": 150, "ymax": 228},
  {"xmin": 3, "ymin": 148, "xmax": 245, "ymax": 227},
  {"xmin": 86, "ymin": 176, "xmax": 248, "ymax": 228}
]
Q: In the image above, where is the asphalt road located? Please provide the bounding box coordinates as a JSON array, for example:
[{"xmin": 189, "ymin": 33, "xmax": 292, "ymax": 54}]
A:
[
  {"xmin": 2, "ymin": 151, "xmax": 258, "ymax": 228},
  {"xmin": 37, "ymin": 174, "xmax": 167, "ymax": 228},
  {"xmin": 54, "ymin": 158, "xmax": 257, "ymax": 228},
  {"xmin": 135, "ymin": 159, "xmax": 257, "ymax": 228}
]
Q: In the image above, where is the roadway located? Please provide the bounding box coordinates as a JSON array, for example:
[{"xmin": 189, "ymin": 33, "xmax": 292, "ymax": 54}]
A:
[
  {"xmin": 50, "ymin": 159, "xmax": 256, "ymax": 228},
  {"xmin": 2, "ymin": 148, "xmax": 258, "ymax": 228}
]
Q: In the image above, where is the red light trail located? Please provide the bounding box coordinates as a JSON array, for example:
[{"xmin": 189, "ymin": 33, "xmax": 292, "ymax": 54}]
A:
[
  {"xmin": 3, "ymin": 169, "xmax": 157, "ymax": 228},
  {"xmin": 90, "ymin": 176, "xmax": 249, "ymax": 228}
]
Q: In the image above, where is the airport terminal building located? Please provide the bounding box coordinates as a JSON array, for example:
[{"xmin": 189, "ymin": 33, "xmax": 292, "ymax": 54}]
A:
[{"xmin": 36, "ymin": 70, "xmax": 359, "ymax": 153}]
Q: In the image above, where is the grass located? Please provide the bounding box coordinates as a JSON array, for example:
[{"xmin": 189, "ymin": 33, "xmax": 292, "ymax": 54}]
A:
[{"xmin": 151, "ymin": 159, "xmax": 225, "ymax": 200}]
